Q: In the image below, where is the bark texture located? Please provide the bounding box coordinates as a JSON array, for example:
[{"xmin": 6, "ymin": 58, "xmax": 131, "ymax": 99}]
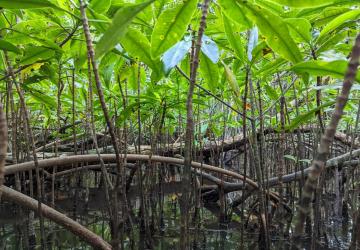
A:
[
  {"xmin": 293, "ymin": 33, "xmax": 360, "ymax": 247},
  {"xmin": 0, "ymin": 104, "xmax": 7, "ymax": 199}
]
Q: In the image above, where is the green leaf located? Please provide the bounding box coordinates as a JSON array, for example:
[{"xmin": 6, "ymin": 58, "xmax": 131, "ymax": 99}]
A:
[
  {"xmin": 255, "ymin": 58, "xmax": 287, "ymax": 77},
  {"xmin": 0, "ymin": 0, "xmax": 57, "ymax": 9},
  {"xmin": 162, "ymin": 39, "xmax": 191, "ymax": 75},
  {"xmin": 218, "ymin": 0, "xmax": 252, "ymax": 31},
  {"xmin": 317, "ymin": 9, "xmax": 360, "ymax": 43},
  {"xmin": 317, "ymin": 30, "xmax": 347, "ymax": 54},
  {"xmin": 250, "ymin": 41, "xmax": 267, "ymax": 63},
  {"xmin": 264, "ymin": 84, "xmax": 279, "ymax": 101},
  {"xmin": 28, "ymin": 90, "xmax": 56, "ymax": 108},
  {"xmin": 201, "ymin": 35, "xmax": 219, "ymax": 64},
  {"xmin": 0, "ymin": 40, "xmax": 21, "ymax": 54},
  {"xmin": 237, "ymin": 1, "xmax": 303, "ymax": 63},
  {"xmin": 285, "ymin": 18, "xmax": 312, "ymax": 43},
  {"xmin": 284, "ymin": 155, "xmax": 297, "ymax": 162},
  {"xmin": 120, "ymin": 28, "xmax": 161, "ymax": 81},
  {"xmin": 71, "ymin": 40, "xmax": 87, "ymax": 70},
  {"xmin": 290, "ymin": 60, "xmax": 360, "ymax": 83},
  {"xmin": 248, "ymin": 27, "xmax": 258, "ymax": 61},
  {"xmin": 313, "ymin": 7, "xmax": 350, "ymax": 27},
  {"xmin": 286, "ymin": 101, "xmax": 335, "ymax": 131},
  {"xmin": 90, "ymin": 0, "xmax": 111, "ymax": 14},
  {"xmin": 20, "ymin": 46, "xmax": 55, "ymax": 65},
  {"xmin": 200, "ymin": 53, "xmax": 219, "ymax": 92},
  {"xmin": 267, "ymin": 0, "xmax": 337, "ymax": 7},
  {"xmin": 222, "ymin": 14, "xmax": 244, "ymax": 60},
  {"xmin": 96, "ymin": 0, "xmax": 154, "ymax": 59},
  {"xmin": 223, "ymin": 62, "xmax": 242, "ymax": 108},
  {"xmin": 7, "ymin": 28, "xmax": 62, "ymax": 51},
  {"xmin": 151, "ymin": 0, "xmax": 197, "ymax": 59}
]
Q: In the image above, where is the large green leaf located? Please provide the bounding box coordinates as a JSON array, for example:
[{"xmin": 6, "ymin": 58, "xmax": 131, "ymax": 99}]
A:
[
  {"xmin": 263, "ymin": 84, "xmax": 279, "ymax": 101},
  {"xmin": 223, "ymin": 63, "xmax": 242, "ymax": 108},
  {"xmin": 96, "ymin": 0, "xmax": 154, "ymax": 59},
  {"xmin": 218, "ymin": 0, "xmax": 252, "ymax": 31},
  {"xmin": 313, "ymin": 7, "xmax": 350, "ymax": 27},
  {"xmin": 0, "ymin": 0, "xmax": 57, "ymax": 9},
  {"xmin": 222, "ymin": 14, "xmax": 244, "ymax": 60},
  {"xmin": 286, "ymin": 101, "xmax": 335, "ymax": 131},
  {"xmin": 120, "ymin": 28, "xmax": 161, "ymax": 82},
  {"xmin": 150, "ymin": 0, "xmax": 197, "ymax": 59},
  {"xmin": 90, "ymin": 0, "xmax": 111, "ymax": 14},
  {"xmin": 24, "ymin": 87, "xmax": 57, "ymax": 108},
  {"xmin": 255, "ymin": 58, "xmax": 287, "ymax": 77},
  {"xmin": 162, "ymin": 38, "xmax": 191, "ymax": 75},
  {"xmin": 200, "ymin": 53, "xmax": 219, "ymax": 92},
  {"xmin": 317, "ymin": 9, "xmax": 360, "ymax": 43},
  {"xmin": 237, "ymin": 1, "xmax": 303, "ymax": 63},
  {"xmin": 317, "ymin": 31, "xmax": 347, "ymax": 54},
  {"xmin": 201, "ymin": 35, "xmax": 219, "ymax": 64},
  {"xmin": 267, "ymin": 0, "xmax": 338, "ymax": 7},
  {"xmin": 20, "ymin": 46, "xmax": 55, "ymax": 65},
  {"xmin": 290, "ymin": 60, "xmax": 360, "ymax": 83},
  {"xmin": 0, "ymin": 40, "xmax": 21, "ymax": 54},
  {"xmin": 285, "ymin": 18, "xmax": 312, "ymax": 43}
]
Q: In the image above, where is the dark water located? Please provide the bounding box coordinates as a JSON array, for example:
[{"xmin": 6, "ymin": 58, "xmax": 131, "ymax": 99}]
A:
[{"xmin": 0, "ymin": 184, "xmax": 353, "ymax": 249}]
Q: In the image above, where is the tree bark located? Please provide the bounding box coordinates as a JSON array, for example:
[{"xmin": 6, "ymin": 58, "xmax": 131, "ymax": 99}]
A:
[
  {"xmin": 0, "ymin": 104, "xmax": 7, "ymax": 199},
  {"xmin": 292, "ymin": 33, "xmax": 360, "ymax": 248}
]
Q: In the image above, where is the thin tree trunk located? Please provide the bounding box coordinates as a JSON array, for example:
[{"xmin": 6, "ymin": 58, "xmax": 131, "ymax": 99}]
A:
[
  {"xmin": 292, "ymin": 33, "xmax": 360, "ymax": 248},
  {"xmin": 181, "ymin": 1, "xmax": 211, "ymax": 249},
  {"xmin": 0, "ymin": 103, "xmax": 7, "ymax": 199}
]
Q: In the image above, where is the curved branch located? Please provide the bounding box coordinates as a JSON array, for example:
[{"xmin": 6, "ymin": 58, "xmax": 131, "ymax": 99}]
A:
[
  {"xmin": 4, "ymin": 154, "xmax": 277, "ymax": 198},
  {"xmin": 0, "ymin": 185, "xmax": 111, "ymax": 249}
]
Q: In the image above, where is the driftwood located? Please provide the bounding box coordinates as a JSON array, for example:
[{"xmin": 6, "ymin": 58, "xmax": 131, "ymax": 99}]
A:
[{"xmin": 0, "ymin": 185, "xmax": 111, "ymax": 249}]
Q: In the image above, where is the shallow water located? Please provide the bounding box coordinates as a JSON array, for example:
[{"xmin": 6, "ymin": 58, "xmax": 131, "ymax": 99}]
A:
[{"xmin": 0, "ymin": 181, "xmax": 354, "ymax": 249}]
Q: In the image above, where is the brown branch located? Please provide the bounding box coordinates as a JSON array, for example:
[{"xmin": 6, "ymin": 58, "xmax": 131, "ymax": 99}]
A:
[
  {"xmin": 4, "ymin": 153, "xmax": 278, "ymax": 196},
  {"xmin": 181, "ymin": 1, "xmax": 211, "ymax": 246},
  {"xmin": 0, "ymin": 185, "xmax": 111, "ymax": 250},
  {"xmin": 0, "ymin": 104, "xmax": 7, "ymax": 199},
  {"xmin": 176, "ymin": 66, "xmax": 253, "ymax": 121}
]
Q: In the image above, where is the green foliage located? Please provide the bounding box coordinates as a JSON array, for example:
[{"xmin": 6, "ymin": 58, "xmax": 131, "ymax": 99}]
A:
[
  {"xmin": 200, "ymin": 53, "xmax": 219, "ymax": 92},
  {"xmin": 89, "ymin": 0, "xmax": 112, "ymax": 14},
  {"xmin": 0, "ymin": 0, "xmax": 58, "ymax": 9},
  {"xmin": 291, "ymin": 60, "xmax": 360, "ymax": 83},
  {"xmin": 222, "ymin": 14, "xmax": 245, "ymax": 60},
  {"xmin": 267, "ymin": 0, "xmax": 339, "ymax": 7},
  {"xmin": 317, "ymin": 9, "xmax": 360, "ymax": 43},
  {"xmin": 218, "ymin": 0, "xmax": 252, "ymax": 31},
  {"xmin": 285, "ymin": 101, "xmax": 335, "ymax": 131},
  {"xmin": 0, "ymin": 0, "xmax": 358, "ymax": 141},
  {"xmin": 162, "ymin": 39, "xmax": 191, "ymax": 74},
  {"xmin": 96, "ymin": 0, "xmax": 154, "ymax": 59},
  {"xmin": 285, "ymin": 18, "xmax": 312, "ymax": 44},
  {"xmin": 120, "ymin": 28, "xmax": 161, "ymax": 82},
  {"xmin": 20, "ymin": 46, "xmax": 56, "ymax": 65},
  {"xmin": 151, "ymin": 0, "xmax": 197, "ymax": 59},
  {"xmin": 238, "ymin": 1, "xmax": 303, "ymax": 63},
  {"xmin": 0, "ymin": 40, "xmax": 21, "ymax": 54}
]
